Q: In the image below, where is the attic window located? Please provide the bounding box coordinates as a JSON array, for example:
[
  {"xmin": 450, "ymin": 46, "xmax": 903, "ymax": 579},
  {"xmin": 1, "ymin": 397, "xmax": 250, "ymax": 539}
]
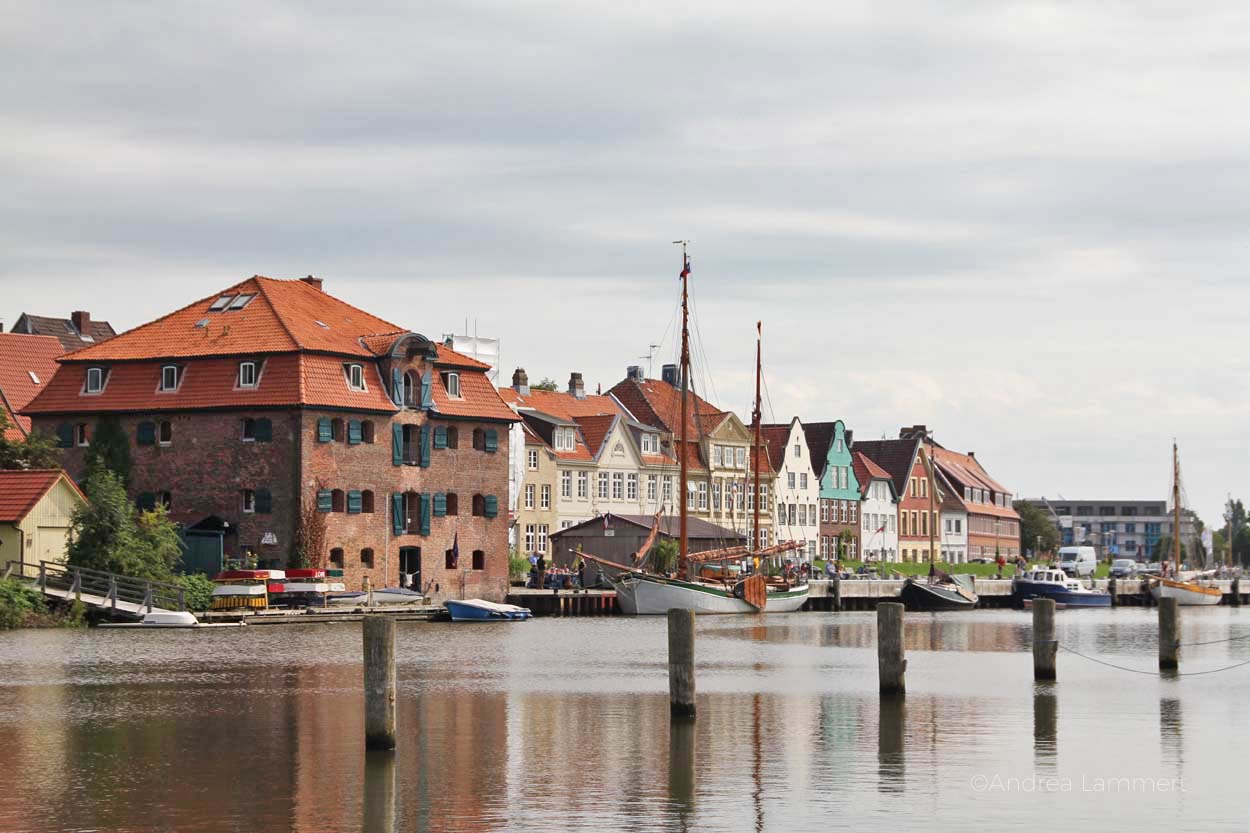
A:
[
  {"xmin": 194, "ymin": 318, "xmax": 209, "ymax": 329},
  {"xmin": 27, "ymin": 371, "xmax": 40, "ymax": 385},
  {"xmin": 160, "ymin": 365, "xmax": 181, "ymax": 392},
  {"xmin": 314, "ymin": 320, "xmax": 329, "ymax": 329},
  {"xmin": 346, "ymin": 363, "xmax": 365, "ymax": 391},
  {"xmin": 226, "ymin": 294, "xmax": 255, "ymax": 311},
  {"xmin": 209, "ymin": 295, "xmax": 236, "ymax": 311},
  {"xmin": 85, "ymin": 367, "xmax": 106, "ymax": 394},
  {"xmin": 442, "ymin": 371, "xmax": 461, "ymax": 398}
]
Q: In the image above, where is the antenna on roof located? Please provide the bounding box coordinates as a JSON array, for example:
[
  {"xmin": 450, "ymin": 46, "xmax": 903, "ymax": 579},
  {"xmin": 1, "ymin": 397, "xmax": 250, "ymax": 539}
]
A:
[{"xmin": 639, "ymin": 343, "xmax": 661, "ymax": 378}]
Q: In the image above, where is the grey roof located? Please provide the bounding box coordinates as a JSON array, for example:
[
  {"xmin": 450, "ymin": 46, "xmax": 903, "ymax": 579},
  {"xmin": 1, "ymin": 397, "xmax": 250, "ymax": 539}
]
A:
[{"xmin": 12, "ymin": 313, "xmax": 116, "ymax": 352}]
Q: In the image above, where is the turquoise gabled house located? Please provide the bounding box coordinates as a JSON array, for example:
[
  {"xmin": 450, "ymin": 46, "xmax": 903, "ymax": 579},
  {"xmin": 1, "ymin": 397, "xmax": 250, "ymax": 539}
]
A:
[{"xmin": 808, "ymin": 420, "xmax": 859, "ymax": 500}]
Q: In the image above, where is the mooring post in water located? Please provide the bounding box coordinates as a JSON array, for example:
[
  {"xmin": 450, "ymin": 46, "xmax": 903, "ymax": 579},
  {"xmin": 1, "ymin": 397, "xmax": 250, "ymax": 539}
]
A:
[
  {"xmin": 363, "ymin": 616, "xmax": 397, "ymax": 749},
  {"xmin": 877, "ymin": 602, "xmax": 906, "ymax": 695},
  {"xmin": 1158, "ymin": 596, "xmax": 1179, "ymax": 671},
  {"xmin": 1032, "ymin": 598, "xmax": 1057, "ymax": 681},
  {"xmin": 668, "ymin": 608, "xmax": 696, "ymax": 718},
  {"xmin": 1232, "ymin": 577, "xmax": 1241, "ymax": 607},
  {"xmin": 1108, "ymin": 577, "xmax": 1118, "ymax": 608}
]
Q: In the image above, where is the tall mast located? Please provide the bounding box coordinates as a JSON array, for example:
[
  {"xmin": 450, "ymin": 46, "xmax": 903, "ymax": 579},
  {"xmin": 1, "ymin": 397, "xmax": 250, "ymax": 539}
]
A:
[
  {"xmin": 927, "ymin": 446, "xmax": 936, "ymax": 564},
  {"xmin": 752, "ymin": 322, "xmax": 762, "ymax": 553},
  {"xmin": 1173, "ymin": 441, "xmax": 1181, "ymax": 575},
  {"xmin": 677, "ymin": 242, "xmax": 691, "ymax": 575}
]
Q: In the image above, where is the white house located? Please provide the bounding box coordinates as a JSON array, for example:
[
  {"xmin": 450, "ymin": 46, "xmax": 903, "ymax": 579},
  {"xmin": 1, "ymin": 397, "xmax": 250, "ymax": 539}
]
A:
[
  {"xmin": 853, "ymin": 451, "xmax": 899, "ymax": 562},
  {"xmin": 762, "ymin": 419, "xmax": 820, "ymax": 563},
  {"xmin": 937, "ymin": 469, "xmax": 968, "ymax": 563}
]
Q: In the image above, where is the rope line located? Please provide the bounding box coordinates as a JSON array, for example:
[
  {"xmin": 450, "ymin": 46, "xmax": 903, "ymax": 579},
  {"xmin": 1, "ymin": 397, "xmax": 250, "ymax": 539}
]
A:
[
  {"xmin": 1176, "ymin": 633, "xmax": 1250, "ymax": 647},
  {"xmin": 1057, "ymin": 643, "xmax": 1250, "ymax": 677}
]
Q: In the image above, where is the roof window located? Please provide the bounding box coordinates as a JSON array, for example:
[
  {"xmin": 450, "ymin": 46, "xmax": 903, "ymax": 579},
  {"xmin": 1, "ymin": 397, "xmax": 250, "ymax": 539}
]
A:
[
  {"xmin": 209, "ymin": 295, "xmax": 236, "ymax": 311},
  {"xmin": 194, "ymin": 318, "xmax": 209, "ymax": 329},
  {"xmin": 226, "ymin": 294, "xmax": 256, "ymax": 311},
  {"xmin": 315, "ymin": 320, "xmax": 329, "ymax": 329},
  {"xmin": 27, "ymin": 371, "xmax": 40, "ymax": 385}
]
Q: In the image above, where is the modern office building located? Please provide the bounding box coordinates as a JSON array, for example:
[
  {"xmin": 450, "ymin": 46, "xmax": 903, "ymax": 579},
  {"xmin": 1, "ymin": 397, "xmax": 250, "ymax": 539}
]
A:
[{"xmin": 1021, "ymin": 498, "xmax": 1200, "ymax": 560}]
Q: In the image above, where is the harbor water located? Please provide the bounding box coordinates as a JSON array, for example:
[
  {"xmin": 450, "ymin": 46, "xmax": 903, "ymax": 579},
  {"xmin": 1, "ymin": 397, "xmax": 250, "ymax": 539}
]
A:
[{"xmin": 1, "ymin": 608, "xmax": 1248, "ymax": 832}]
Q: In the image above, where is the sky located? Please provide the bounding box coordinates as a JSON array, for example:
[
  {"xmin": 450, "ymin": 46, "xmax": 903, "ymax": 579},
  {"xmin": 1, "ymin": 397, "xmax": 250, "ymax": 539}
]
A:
[{"xmin": 4, "ymin": 1, "xmax": 1249, "ymax": 528}]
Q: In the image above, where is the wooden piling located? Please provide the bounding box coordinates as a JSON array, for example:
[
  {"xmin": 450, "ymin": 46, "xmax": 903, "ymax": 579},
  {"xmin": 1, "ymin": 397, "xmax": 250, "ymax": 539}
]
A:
[
  {"xmin": 831, "ymin": 577, "xmax": 842, "ymax": 612},
  {"xmin": 1231, "ymin": 577, "xmax": 1241, "ymax": 607},
  {"xmin": 668, "ymin": 608, "xmax": 696, "ymax": 718},
  {"xmin": 1108, "ymin": 577, "xmax": 1118, "ymax": 608},
  {"xmin": 363, "ymin": 616, "xmax": 397, "ymax": 749},
  {"xmin": 877, "ymin": 602, "xmax": 906, "ymax": 695},
  {"xmin": 1158, "ymin": 596, "xmax": 1179, "ymax": 671},
  {"xmin": 1032, "ymin": 598, "xmax": 1057, "ymax": 681}
]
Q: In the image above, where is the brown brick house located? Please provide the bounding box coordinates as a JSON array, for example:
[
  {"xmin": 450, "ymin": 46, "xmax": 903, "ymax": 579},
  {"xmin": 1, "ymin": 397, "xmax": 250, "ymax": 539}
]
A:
[{"xmin": 22, "ymin": 275, "xmax": 517, "ymax": 599}]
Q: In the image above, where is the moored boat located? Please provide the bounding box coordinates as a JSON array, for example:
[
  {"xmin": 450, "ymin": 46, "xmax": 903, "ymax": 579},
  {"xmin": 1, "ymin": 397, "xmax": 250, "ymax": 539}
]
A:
[
  {"xmin": 613, "ymin": 571, "xmax": 808, "ymax": 615},
  {"xmin": 900, "ymin": 576, "xmax": 978, "ymax": 611},
  {"xmin": 327, "ymin": 587, "xmax": 426, "ymax": 606},
  {"xmin": 444, "ymin": 598, "xmax": 533, "ymax": 621},
  {"xmin": 1012, "ymin": 566, "xmax": 1110, "ymax": 607},
  {"xmin": 1150, "ymin": 576, "xmax": 1222, "ymax": 606}
]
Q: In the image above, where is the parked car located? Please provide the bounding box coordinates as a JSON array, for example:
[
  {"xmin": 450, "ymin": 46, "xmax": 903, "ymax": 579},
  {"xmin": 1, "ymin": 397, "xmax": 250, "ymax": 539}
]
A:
[{"xmin": 1110, "ymin": 558, "xmax": 1138, "ymax": 578}]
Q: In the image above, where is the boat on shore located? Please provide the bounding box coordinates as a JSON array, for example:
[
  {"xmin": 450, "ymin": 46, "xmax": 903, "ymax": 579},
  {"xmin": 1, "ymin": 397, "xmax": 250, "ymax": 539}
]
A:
[
  {"xmin": 327, "ymin": 587, "xmax": 426, "ymax": 606},
  {"xmin": 444, "ymin": 598, "xmax": 532, "ymax": 621},
  {"xmin": 900, "ymin": 575, "xmax": 978, "ymax": 611},
  {"xmin": 1012, "ymin": 566, "xmax": 1110, "ymax": 607},
  {"xmin": 99, "ymin": 610, "xmax": 245, "ymax": 629}
]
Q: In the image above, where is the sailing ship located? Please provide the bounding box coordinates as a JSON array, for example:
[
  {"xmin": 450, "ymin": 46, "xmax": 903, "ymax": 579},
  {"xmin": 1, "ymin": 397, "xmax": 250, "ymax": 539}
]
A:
[
  {"xmin": 582, "ymin": 246, "xmax": 809, "ymax": 615},
  {"xmin": 1150, "ymin": 442, "xmax": 1222, "ymax": 606}
]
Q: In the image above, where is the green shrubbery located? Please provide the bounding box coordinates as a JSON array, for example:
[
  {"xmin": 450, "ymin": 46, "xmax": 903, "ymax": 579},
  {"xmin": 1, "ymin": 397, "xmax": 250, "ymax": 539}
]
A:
[
  {"xmin": 178, "ymin": 574, "xmax": 216, "ymax": 611},
  {"xmin": 67, "ymin": 464, "xmax": 181, "ymax": 581},
  {"xmin": 0, "ymin": 578, "xmax": 48, "ymax": 629}
]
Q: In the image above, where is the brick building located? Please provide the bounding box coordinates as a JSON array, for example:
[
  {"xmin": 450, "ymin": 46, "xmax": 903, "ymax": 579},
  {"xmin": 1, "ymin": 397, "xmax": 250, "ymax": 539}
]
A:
[
  {"xmin": 853, "ymin": 435, "xmax": 933, "ymax": 563},
  {"xmin": 0, "ymin": 332, "xmax": 64, "ymax": 440},
  {"xmin": 22, "ymin": 276, "xmax": 517, "ymax": 599}
]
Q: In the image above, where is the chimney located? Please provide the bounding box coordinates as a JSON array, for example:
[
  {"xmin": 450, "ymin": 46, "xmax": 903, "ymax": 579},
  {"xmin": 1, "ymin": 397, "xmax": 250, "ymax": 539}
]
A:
[
  {"xmin": 512, "ymin": 367, "xmax": 530, "ymax": 396},
  {"xmin": 300, "ymin": 275, "xmax": 324, "ymax": 292},
  {"xmin": 967, "ymin": 451, "xmax": 975, "ymax": 459},
  {"xmin": 627, "ymin": 365, "xmax": 644, "ymax": 382},
  {"xmin": 71, "ymin": 310, "xmax": 91, "ymax": 336},
  {"xmin": 568, "ymin": 372, "xmax": 586, "ymax": 400},
  {"xmin": 661, "ymin": 363, "xmax": 680, "ymax": 388},
  {"xmin": 0, "ymin": 321, "xmax": 4, "ymax": 333},
  {"xmin": 899, "ymin": 424, "xmax": 929, "ymax": 440}
]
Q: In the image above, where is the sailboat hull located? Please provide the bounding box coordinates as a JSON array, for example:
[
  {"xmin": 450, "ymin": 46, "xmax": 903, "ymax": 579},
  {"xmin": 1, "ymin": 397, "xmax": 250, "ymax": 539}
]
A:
[
  {"xmin": 613, "ymin": 573, "xmax": 809, "ymax": 615},
  {"xmin": 1150, "ymin": 578, "xmax": 1222, "ymax": 606}
]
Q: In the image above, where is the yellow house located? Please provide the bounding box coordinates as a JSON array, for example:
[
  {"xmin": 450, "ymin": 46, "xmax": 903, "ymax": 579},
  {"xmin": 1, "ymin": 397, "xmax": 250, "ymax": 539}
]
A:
[{"xmin": 0, "ymin": 470, "xmax": 85, "ymax": 566}]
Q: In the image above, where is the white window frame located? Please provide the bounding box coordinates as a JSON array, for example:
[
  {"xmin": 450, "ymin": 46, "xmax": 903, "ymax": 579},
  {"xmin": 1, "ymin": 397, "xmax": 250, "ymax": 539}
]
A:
[
  {"xmin": 444, "ymin": 372, "xmax": 461, "ymax": 398},
  {"xmin": 800, "ymin": 473, "xmax": 808, "ymax": 489},
  {"xmin": 85, "ymin": 367, "xmax": 105, "ymax": 394},
  {"xmin": 612, "ymin": 472, "xmax": 624, "ymax": 500},
  {"xmin": 537, "ymin": 524, "xmax": 549, "ymax": 554},
  {"xmin": 160, "ymin": 365, "xmax": 179, "ymax": 392},
  {"xmin": 540, "ymin": 484, "xmax": 551, "ymax": 510},
  {"xmin": 736, "ymin": 448, "xmax": 746, "ymax": 469},
  {"xmin": 239, "ymin": 361, "xmax": 258, "ymax": 389},
  {"xmin": 598, "ymin": 473, "xmax": 610, "ymax": 499},
  {"xmin": 697, "ymin": 481, "xmax": 708, "ymax": 510},
  {"xmin": 578, "ymin": 471, "xmax": 589, "ymax": 499},
  {"xmin": 75, "ymin": 423, "xmax": 88, "ymax": 447},
  {"xmin": 561, "ymin": 470, "xmax": 572, "ymax": 498},
  {"xmin": 347, "ymin": 364, "xmax": 365, "ymax": 391},
  {"xmin": 647, "ymin": 474, "xmax": 657, "ymax": 501},
  {"xmin": 626, "ymin": 473, "xmax": 638, "ymax": 501},
  {"xmin": 242, "ymin": 490, "xmax": 256, "ymax": 514},
  {"xmin": 527, "ymin": 449, "xmax": 539, "ymax": 470},
  {"xmin": 525, "ymin": 525, "xmax": 535, "ymax": 553},
  {"xmin": 525, "ymin": 484, "xmax": 535, "ymax": 510}
]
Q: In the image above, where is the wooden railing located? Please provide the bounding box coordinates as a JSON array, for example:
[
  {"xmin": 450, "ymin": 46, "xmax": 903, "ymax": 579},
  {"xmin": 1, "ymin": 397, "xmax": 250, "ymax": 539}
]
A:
[{"xmin": 3, "ymin": 560, "xmax": 186, "ymax": 613}]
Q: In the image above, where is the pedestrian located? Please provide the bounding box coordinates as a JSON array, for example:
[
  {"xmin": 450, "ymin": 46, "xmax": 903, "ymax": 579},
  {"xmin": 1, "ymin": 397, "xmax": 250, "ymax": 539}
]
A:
[
  {"xmin": 574, "ymin": 553, "xmax": 586, "ymax": 592},
  {"xmin": 536, "ymin": 554, "xmax": 547, "ymax": 589}
]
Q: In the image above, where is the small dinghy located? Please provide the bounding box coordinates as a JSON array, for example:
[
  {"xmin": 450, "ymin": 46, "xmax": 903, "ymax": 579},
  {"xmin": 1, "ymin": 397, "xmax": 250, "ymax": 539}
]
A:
[
  {"xmin": 444, "ymin": 598, "xmax": 533, "ymax": 622},
  {"xmin": 100, "ymin": 610, "xmax": 244, "ymax": 629},
  {"xmin": 327, "ymin": 587, "xmax": 426, "ymax": 606}
]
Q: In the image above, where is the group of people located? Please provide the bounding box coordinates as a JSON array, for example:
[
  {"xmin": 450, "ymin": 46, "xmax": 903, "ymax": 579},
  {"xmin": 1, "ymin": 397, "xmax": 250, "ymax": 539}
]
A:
[{"xmin": 526, "ymin": 552, "xmax": 589, "ymax": 591}]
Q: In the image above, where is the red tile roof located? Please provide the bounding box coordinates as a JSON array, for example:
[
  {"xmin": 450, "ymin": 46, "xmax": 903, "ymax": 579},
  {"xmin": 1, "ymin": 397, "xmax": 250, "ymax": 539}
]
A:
[
  {"xmin": 0, "ymin": 334, "xmax": 65, "ymax": 438},
  {"xmin": 432, "ymin": 343, "xmax": 492, "ymax": 371},
  {"xmin": 758, "ymin": 424, "xmax": 791, "ymax": 473},
  {"xmin": 498, "ymin": 386, "xmax": 624, "ymax": 420},
  {"xmin": 574, "ymin": 414, "xmax": 617, "ymax": 457},
  {"xmin": 61, "ymin": 277, "xmax": 403, "ymax": 362},
  {"xmin": 0, "ymin": 470, "xmax": 83, "ymax": 522},
  {"xmin": 432, "ymin": 370, "xmax": 518, "ymax": 423},
  {"xmin": 852, "ymin": 451, "xmax": 894, "ymax": 499},
  {"xmin": 607, "ymin": 377, "xmax": 723, "ymax": 442},
  {"xmin": 930, "ymin": 445, "xmax": 1018, "ymax": 520}
]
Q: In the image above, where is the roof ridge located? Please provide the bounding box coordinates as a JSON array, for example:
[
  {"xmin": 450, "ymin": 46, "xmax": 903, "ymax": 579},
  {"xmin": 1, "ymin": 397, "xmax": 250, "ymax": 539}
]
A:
[
  {"xmin": 257, "ymin": 276, "xmax": 407, "ymax": 343},
  {"xmin": 250, "ymin": 277, "xmax": 304, "ymax": 354}
]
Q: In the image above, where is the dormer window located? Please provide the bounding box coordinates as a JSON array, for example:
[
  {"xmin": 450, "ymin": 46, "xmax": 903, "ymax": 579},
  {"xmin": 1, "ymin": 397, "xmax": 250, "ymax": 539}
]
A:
[
  {"xmin": 442, "ymin": 371, "xmax": 461, "ymax": 398},
  {"xmin": 209, "ymin": 295, "xmax": 236, "ymax": 311},
  {"xmin": 85, "ymin": 367, "xmax": 106, "ymax": 394},
  {"xmin": 226, "ymin": 293, "xmax": 256, "ymax": 311},
  {"xmin": 554, "ymin": 427, "xmax": 576, "ymax": 451},
  {"xmin": 346, "ymin": 364, "xmax": 365, "ymax": 391},
  {"xmin": 641, "ymin": 433, "xmax": 659, "ymax": 454},
  {"xmin": 160, "ymin": 365, "xmax": 181, "ymax": 392},
  {"xmin": 238, "ymin": 361, "xmax": 258, "ymax": 388}
]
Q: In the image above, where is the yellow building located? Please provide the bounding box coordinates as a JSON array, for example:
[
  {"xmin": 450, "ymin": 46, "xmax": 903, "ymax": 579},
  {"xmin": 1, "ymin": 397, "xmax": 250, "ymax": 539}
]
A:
[{"xmin": 0, "ymin": 470, "xmax": 85, "ymax": 566}]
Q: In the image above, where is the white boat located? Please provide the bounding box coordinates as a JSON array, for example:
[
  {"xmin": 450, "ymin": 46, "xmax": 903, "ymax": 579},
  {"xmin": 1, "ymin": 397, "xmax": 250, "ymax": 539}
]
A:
[
  {"xmin": 99, "ymin": 610, "xmax": 245, "ymax": 629},
  {"xmin": 1150, "ymin": 576, "xmax": 1222, "ymax": 606},
  {"xmin": 444, "ymin": 598, "xmax": 533, "ymax": 621},
  {"xmin": 326, "ymin": 587, "xmax": 427, "ymax": 606},
  {"xmin": 613, "ymin": 572, "xmax": 809, "ymax": 615}
]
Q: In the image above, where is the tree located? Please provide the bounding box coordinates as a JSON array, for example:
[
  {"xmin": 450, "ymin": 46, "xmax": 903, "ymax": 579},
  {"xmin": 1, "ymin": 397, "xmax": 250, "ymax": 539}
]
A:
[
  {"xmin": 651, "ymin": 538, "xmax": 679, "ymax": 574},
  {"xmin": 67, "ymin": 463, "xmax": 180, "ymax": 580},
  {"xmin": 1151, "ymin": 536, "xmax": 1191, "ymax": 565},
  {"xmin": 0, "ymin": 411, "xmax": 60, "ymax": 470},
  {"xmin": 1013, "ymin": 500, "xmax": 1059, "ymax": 556},
  {"xmin": 291, "ymin": 489, "xmax": 327, "ymax": 569},
  {"xmin": 532, "ymin": 377, "xmax": 559, "ymax": 392},
  {"xmin": 1220, "ymin": 497, "xmax": 1249, "ymax": 566},
  {"xmin": 84, "ymin": 415, "xmax": 132, "ymax": 485}
]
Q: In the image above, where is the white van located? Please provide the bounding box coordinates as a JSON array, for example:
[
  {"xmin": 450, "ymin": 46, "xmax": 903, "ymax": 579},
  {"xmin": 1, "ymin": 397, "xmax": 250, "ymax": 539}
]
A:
[{"xmin": 1057, "ymin": 546, "xmax": 1098, "ymax": 577}]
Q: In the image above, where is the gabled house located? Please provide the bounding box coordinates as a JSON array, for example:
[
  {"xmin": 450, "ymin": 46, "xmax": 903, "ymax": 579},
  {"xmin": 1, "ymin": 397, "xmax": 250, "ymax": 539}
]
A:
[
  {"xmin": 10, "ymin": 310, "xmax": 116, "ymax": 352},
  {"xmin": 920, "ymin": 430, "xmax": 1020, "ymax": 561},
  {"xmin": 22, "ymin": 275, "xmax": 517, "ymax": 599},
  {"xmin": 934, "ymin": 467, "xmax": 969, "ymax": 563},
  {"xmin": 0, "ymin": 333, "xmax": 64, "ymax": 440},
  {"xmin": 806, "ymin": 420, "xmax": 862, "ymax": 562},
  {"xmin": 853, "ymin": 451, "xmax": 899, "ymax": 562},
  {"xmin": 761, "ymin": 419, "xmax": 819, "ymax": 562},
  {"xmin": 852, "ymin": 434, "xmax": 932, "ymax": 563}
]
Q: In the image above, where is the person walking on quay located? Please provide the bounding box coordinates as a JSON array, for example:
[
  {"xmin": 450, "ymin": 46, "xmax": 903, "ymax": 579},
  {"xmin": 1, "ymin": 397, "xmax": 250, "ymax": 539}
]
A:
[
  {"xmin": 536, "ymin": 554, "xmax": 547, "ymax": 590},
  {"xmin": 574, "ymin": 553, "xmax": 586, "ymax": 592}
]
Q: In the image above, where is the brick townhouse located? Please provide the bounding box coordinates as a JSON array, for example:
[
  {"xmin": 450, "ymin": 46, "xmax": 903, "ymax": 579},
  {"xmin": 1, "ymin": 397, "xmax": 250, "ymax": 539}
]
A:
[{"xmin": 22, "ymin": 275, "xmax": 517, "ymax": 599}]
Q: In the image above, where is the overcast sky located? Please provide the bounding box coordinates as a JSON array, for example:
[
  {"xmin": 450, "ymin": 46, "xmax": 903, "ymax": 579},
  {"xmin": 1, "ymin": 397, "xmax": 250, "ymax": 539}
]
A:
[{"xmin": 4, "ymin": 1, "xmax": 1248, "ymax": 531}]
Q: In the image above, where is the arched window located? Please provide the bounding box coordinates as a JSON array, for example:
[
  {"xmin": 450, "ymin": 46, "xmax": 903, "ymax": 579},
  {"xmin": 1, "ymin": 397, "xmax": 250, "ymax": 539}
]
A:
[
  {"xmin": 446, "ymin": 426, "xmax": 459, "ymax": 448},
  {"xmin": 472, "ymin": 494, "xmax": 485, "ymax": 517},
  {"xmin": 360, "ymin": 548, "xmax": 375, "ymax": 567},
  {"xmin": 445, "ymin": 493, "xmax": 459, "ymax": 516},
  {"xmin": 331, "ymin": 489, "xmax": 345, "ymax": 512},
  {"xmin": 361, "ymin": 490, "xmax": 375, "ymax": 514},
  {"xmin": 472, "ymin": 428, "xmax": 485, "ymax": 450},
  {"xmin": 331, "ymin": 418, "xmax": 344, "ymax": 442},
  {"xmin": 329, "ymin": 548, "xmax": 345, "ymax": 567},
  {"xmin": 472, "ymin": 550, "xmax": 485, "ymax": 570},
  {"xmin": 404, "ymin": 371, "xmax": 419, "ymax": 407},
  {"xmin": 361, "ymin": 420, "xmax": 375, "ymax": 444}
]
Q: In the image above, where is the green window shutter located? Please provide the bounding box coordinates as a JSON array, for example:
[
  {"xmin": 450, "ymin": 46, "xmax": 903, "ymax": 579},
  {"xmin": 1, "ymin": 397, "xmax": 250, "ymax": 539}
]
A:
[
  {"xmin": 255, "ymin": 418, "xmax": 273, "ymax": 443},
  {"xmin": 348, "ymin": 420, "xmax": 362, "ymax": 445},
  {"xmin": 419, "ymin": 493, "xmax": 431, "ymax": 536},
  {"xmin": 55, "ymin": 423, "xmax": 73, "ymax": 448},
  {"xmin": 347, "ymin": 490, "xmax": 362, "ymax": 514},
  {"xmin": 420, "ymin": 371, "xmax": 433, "ymax": 410},
  {"xmin": 255, "ymin": 488, "xmax": 272, "ymax": 514},
  {"xmin": 317, "ymin": 418, "xmax": 332, "ymax": 443},
  {"xmin": 137, "ymin": 492, "xmax": 156, "ymax": 512},
  {"xmin": 419, "ymin": 425, "xmax": 431, "ymax": 467},
  {"xmin": 391, "ymin": 493, "xmax": 405, "ymax": 535},
  {"xmin": 433, "ymin": 492, "xmax": 447, "ymax": 517},
  {"xmin": 391, "ymin": 368, "xmax": 403, "ymax": 406},
  {"xmin": 317, "ymin": 489, "xmax": 333, "ymax": 512},
  {"xmin": 484, "ymin": 495, "xmax": 498, "ymax": 518},
  {"xmin": 136, "ymin": 421, "xmax": 156, "ymax": 446},
  {"xmin": 484, "ymin": 429, "xmax": 498, "ymax": 453},
  {"xmin": 391, "ymin": 422, "xmax": 403, "ymax": 466},
  {"xmin": 433, "ymin": 425, "xmax": 447, "ymax": 449}
]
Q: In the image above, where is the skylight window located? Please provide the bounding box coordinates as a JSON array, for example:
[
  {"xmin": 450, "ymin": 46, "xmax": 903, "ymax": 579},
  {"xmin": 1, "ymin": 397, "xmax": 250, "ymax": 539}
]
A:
[
  {"xmin": 27, "ymin": 371, "xmax": 40, "ymax": 385},
  {"xmin": 194, "ymin": 318, "xmax": 209, "ymax": 329},
  {"xmin": 314, "ymin": 320, "xmax": 329, "ymax": 329},
  {"xmin": 209, "ymin": 295, "xmax": 236, "ymax": 311},
  {"xmin": 226, "ymin": 294, "xmax": 256, "ymax": 311}
]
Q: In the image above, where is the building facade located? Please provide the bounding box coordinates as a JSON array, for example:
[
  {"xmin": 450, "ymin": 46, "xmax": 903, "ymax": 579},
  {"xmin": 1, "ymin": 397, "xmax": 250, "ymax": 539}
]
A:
[
  {"xmin": 1020, "ymin": 498, "xmax": 1200, "ymax": 561},
  {"xmin": 854, "ymin": 436, "xmax": 931, "ymax": 563},
  {"xmin": 0, "ymin": 332, "xmax": 64, "ymax": 441},
  {"xmin": 920, "ymin": 429, "xmax": 1020, "ymax": 561},
  {"xmin": 761, "ymin": 419, "xmax": 819, "ymax": 562},
  {"xmin": 23, "ymin": 276, "xmax": 517, "ymax": 599},
  {"xmin": 806, "ymin": 420, "xmax": 862, "ymax": 562},
  {"xmin": 852, "ymin": 451, "xmax": 898, "ymax": 562}
]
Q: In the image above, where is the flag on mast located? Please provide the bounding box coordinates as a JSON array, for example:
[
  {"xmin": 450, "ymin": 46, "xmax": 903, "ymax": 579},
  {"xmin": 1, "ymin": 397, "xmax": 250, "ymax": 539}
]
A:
[{"xmin": 450, "ymin": 532, "xmax": 459, "ymax": 568}]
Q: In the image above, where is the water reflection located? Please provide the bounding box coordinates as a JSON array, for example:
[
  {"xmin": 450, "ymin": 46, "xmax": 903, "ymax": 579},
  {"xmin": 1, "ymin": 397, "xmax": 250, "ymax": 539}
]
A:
[
  {"xmin": 1033, "ymin": 686, "xmax": 1057, "ymax": 768},
  {"xmin": 877, "ymin": 695, "xmax": 905, "ymax": 794},
  {"xmin": 1160, "ymin": 697, "xmax": 1183, "ymax": 773},
  {"xmin": 667, "ymin": 718, "xmax": 697, "ymax": 820},
  {"xmin": 362, "ymin": 751, "xmax": 396, "ymax": 833}
]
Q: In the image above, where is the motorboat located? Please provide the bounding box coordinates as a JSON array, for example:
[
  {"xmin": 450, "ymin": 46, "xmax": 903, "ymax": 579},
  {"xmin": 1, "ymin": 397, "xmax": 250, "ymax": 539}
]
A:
[
  {"xmin": 1012, "ymin": 566, "xmax": 1110, "ymax": 608},
  {"xmin": 900, "ymin": 574, "xmax": 978, "ymax": 611},
  {"xmin": 444, "ymin": 598, "xmax": 533, "ymax": 621}
]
